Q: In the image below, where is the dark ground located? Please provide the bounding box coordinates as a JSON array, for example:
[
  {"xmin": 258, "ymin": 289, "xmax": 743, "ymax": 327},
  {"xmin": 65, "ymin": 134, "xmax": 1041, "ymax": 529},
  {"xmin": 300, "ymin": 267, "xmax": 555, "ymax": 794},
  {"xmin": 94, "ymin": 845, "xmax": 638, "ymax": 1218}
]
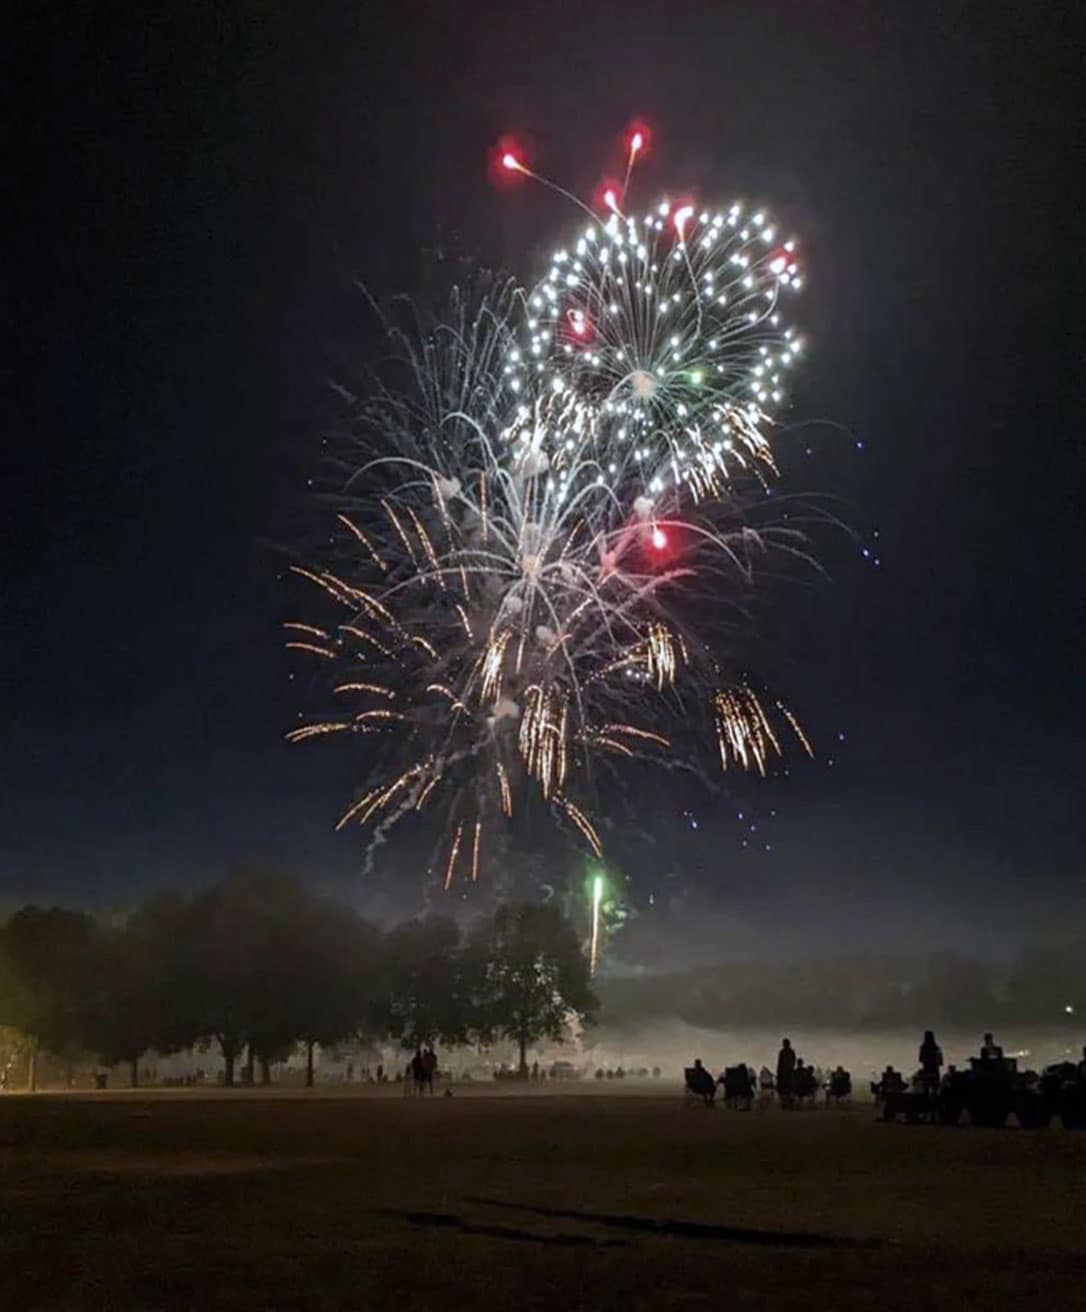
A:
[{"xmin": 1, "ymin": 1088, "xmax": 1083, "ymax": 1310}]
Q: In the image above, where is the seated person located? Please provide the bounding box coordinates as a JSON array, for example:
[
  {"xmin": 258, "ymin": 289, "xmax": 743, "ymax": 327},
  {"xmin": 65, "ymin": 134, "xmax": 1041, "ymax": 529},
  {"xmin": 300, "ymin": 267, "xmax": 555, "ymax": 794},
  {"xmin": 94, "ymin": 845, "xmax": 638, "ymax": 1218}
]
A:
[
  {"xmin": 880, "ymin": 1065, "xmax": 905, "ymax": 1095},
  {"xmin": 828, "ymin": 1066, "xmax": 852, "ymax": 1101},
  {"xmin": 794, "ymin": 1061, "xmax": 818, "ymax": 1101},
  {"xmin": 720, "ymin": 1063, "xmax": 755, "ymax": 1107},
  {"xmin": 685, "ymin": 1058, "xmax": 715, "ymax": 1103}
]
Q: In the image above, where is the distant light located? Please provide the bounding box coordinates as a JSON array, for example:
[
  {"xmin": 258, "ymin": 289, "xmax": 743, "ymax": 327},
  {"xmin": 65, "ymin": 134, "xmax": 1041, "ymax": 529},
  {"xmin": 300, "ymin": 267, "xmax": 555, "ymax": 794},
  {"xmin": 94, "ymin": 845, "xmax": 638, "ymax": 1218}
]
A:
[
  {"xmin": 651, "ymin": 527, "xmax": 668, "ymax": 550},
  {"xmin": 1066, "ymin": 1004, "xmax": 1075, "ymax": 1015}
]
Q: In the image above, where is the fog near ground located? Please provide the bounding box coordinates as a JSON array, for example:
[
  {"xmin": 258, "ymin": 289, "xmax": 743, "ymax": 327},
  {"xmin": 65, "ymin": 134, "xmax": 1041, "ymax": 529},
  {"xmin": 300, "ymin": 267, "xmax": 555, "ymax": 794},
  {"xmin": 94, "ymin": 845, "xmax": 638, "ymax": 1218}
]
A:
[
  {"xmin": 576, "ymin": 1022, "xmax": 1083, "ymax": 1083},
  {"xmin": 392, "ymin": 1022, "xmax": 1082, "ymax": 1086}
]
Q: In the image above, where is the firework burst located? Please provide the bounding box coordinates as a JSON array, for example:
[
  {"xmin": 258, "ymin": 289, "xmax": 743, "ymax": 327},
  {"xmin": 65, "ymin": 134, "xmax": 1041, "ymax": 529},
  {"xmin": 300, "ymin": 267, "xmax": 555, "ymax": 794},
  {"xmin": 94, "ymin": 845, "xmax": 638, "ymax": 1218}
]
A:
[
  {"xmin": 504, "ymin": 197, "xmax": 803, "ymax": 505},
  {"xmin": 286, "ymin": 136, "xmax": 819, "ymax": 891}
]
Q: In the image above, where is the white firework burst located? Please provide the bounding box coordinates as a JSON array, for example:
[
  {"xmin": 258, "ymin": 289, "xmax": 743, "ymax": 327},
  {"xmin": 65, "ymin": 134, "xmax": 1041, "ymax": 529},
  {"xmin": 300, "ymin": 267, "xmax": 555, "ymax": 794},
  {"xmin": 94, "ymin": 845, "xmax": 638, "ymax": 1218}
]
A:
[{"xmin": 504, "ymin": 197, "xmax": 803, "ymax": 506}]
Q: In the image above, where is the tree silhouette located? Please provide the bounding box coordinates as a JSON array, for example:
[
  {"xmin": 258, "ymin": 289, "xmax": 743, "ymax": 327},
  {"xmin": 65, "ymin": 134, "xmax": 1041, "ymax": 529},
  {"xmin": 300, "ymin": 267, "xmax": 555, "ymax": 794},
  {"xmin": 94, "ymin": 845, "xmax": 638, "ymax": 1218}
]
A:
[
  {"xmin": 0, "ymin": 906, "xmax": 102, "ymax": 1088},
  {"xmin": 469, "ymin": 903, "xmax": 596, "ymax": 1075},
  {"xmin": 381, "ymin": 917, "xmax": 470, "ymax": 1051}
]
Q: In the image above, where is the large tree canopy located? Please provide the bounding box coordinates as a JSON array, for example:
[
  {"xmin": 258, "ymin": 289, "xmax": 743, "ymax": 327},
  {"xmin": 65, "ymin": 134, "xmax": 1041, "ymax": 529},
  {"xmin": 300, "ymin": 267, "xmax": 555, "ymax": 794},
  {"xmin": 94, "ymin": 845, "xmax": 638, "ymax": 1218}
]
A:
[
  {"xmin": 380, "ymin": 916, "xmax": 473, "ymax": 1050},
  {"xmin": 469, "ymin": 903, "xmax": 596, "ymax": 1074}
]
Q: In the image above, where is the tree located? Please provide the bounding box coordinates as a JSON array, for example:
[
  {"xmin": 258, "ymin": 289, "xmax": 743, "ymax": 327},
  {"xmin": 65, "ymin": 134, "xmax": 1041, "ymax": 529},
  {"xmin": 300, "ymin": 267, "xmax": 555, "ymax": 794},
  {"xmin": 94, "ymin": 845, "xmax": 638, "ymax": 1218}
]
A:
[
  {"xmin": 381, "ymin": 917, "xmax": 471, "ymax": 1052},
  {"xmin": 163, "ymin": 870, "xmax": 384, "ymax": 1087},
  {"xmin": 0, "ymin": 946, "xmax": 39, "ymax": 1088},
  {"xmin": 912, "ymin": 951, "xmax": 1001, "ymax": 1030},
  {"xmin": 469, "ymin": 903, "xmax": 597, "ymax": 1075},
  {"xmin": 261, "ymin": 890, "xmax": 383, "ymax": 1087},
  {"xmin": 0, "ymin": 907, "xmax": 104, "ymax": 1088},
  {"xmin": 172, "ymin": 873, "xmax": 281, "ymax": 1085},
  {"xmin": 124, "ymin": 892, "xmax": 194, "ymax": 1065},
  {"xmin": 1008, "ymin": 938, "xmax": 1086, "ymax": 1025},
  {"xmin": 87, "ymin": 902, "xmax": 187, "ymax": 1087}
]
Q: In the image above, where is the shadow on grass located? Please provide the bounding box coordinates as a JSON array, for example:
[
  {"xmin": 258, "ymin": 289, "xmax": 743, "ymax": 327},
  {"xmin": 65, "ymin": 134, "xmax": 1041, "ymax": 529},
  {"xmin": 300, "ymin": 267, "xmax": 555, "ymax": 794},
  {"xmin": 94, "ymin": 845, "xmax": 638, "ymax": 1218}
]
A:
[
  {"xmin": 464, "ymin": 1197, "xmax": 885, "ymax": 1248},
  {"xmin": 386, "ymin": 1210, "xmax": 630, "ymax": 1248}
]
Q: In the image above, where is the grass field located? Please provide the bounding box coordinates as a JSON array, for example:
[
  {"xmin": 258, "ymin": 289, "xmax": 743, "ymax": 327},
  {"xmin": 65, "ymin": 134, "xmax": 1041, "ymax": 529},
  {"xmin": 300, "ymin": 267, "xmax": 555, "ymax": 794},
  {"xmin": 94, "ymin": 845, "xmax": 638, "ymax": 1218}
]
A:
[{"xmin": 1, "ymin": 1087, "xmax": 1083, "ymax": 1310}]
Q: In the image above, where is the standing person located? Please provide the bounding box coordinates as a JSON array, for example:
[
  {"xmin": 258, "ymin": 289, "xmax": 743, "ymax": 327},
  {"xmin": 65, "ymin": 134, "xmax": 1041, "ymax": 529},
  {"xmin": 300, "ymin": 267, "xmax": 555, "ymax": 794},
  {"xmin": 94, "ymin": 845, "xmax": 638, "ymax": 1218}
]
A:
[
  {"xmin": 776, "ymin": 1038, "xmax": 796, "ymax": 1109},
  {"xmin": 410, "ymin": 1048, "xmax": 425, "ymax": 1096},
  {"xmin": 919, "ymin": 1031, "xmax": 943, "ymax": 1089},
  {"xmin": 980, "ymin": 1033, "xmax": 1003, "ymax": 1061},
  {"xmin": 422, "ymin": 1046, "xmax": 437, "ymax": 1095}
]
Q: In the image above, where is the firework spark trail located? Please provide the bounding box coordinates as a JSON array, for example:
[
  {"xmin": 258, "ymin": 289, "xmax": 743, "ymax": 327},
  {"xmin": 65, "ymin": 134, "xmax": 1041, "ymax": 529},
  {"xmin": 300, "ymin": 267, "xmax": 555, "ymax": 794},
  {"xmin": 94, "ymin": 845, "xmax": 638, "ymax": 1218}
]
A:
[
  {"xmin": 471, "ymin": 819, "xmax": 482, "ymax": 883},
  {"xmin": 444, "ymin": 821, "xmax": 464, "ymax": 890},
  {"xmin": 285, "ymin": 140, "xmax": 827, "ymax": 888}
]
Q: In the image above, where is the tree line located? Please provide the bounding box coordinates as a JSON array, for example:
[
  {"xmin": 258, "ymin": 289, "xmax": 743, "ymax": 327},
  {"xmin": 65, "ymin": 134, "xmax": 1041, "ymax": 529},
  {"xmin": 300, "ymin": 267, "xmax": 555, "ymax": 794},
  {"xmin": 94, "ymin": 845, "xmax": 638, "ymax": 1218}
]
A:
[
  {"xmin": 0, "ymin": 870, "xmax": 596, "ymax": 1089},
  {"xmin": 599, "ymin": 942, "xmax": 1086, "ymax": 1033}
]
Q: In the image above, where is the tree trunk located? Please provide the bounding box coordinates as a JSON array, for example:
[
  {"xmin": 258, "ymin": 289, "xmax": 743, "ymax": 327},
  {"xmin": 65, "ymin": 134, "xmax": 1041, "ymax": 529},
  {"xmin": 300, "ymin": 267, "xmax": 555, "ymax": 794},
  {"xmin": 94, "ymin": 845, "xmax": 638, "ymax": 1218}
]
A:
[
  {"xmin": 305, "ymin": 1039, "xmax": 315, "ymax": 1088},
  {"xmin": 259, "ymin": 1057, "xmax": 271, "ymax": 1086},
  {"xmin": 130, "ymin": 1058, "xmax": 139, "ymax": 1089},
  {"xmin": 243, "ymin": 1045, "xmax": 255, "ymax": 1086},
  {"xmin": 221, "ymin": 1039, "xmax": 236, "ymax": 1087},
  {"xmin": 28, "ymin": 1041, "xmax": 38, "ymax": 1093},
  {"xmin": 518, "ymin": 1034, "xmax": 528, "ymax": 1078}
]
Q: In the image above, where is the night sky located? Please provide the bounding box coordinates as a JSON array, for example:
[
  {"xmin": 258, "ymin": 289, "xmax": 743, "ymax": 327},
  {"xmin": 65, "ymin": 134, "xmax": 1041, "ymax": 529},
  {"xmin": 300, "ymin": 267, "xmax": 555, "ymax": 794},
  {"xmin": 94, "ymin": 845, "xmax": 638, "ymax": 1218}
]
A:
[{"xmin": 8, "ymin": 3, "xmax": 1084, "ymax": 951}]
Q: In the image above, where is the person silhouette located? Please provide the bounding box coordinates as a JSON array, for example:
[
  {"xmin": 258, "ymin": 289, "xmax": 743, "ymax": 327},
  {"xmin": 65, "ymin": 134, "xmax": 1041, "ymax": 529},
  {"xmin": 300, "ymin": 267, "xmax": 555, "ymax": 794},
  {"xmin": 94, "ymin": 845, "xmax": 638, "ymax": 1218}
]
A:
[
  {"xmin": 980, "ymin": 1033, "xmax": 1003, "ymax": 1061},
  {"xmin": 688, "ymin": 1058, "xmax": 714, "ymax": 1104},
  {"xmin": 776, "ymin": 1039, "xmax": 796, "ymax": 1109},
  {"xmin": 828, "ymin": 1065, "xmax": 851, "ymax": 1103},
  {"xmin": 919, "ymin": 1031, "xmax": 943, "ymax": 1089},
  {"xmin": 422, "ymin": 1046, "xmax": 437, "ymax": 1094}
]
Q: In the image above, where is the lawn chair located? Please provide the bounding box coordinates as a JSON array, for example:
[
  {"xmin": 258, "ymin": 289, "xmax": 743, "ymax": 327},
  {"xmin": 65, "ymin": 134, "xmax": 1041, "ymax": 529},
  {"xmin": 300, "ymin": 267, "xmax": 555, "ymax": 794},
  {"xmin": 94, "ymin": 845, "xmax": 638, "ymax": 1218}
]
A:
[
  {"xmin": 721, "ymin": 1065, "xmax": 755, "ymax": 1110},
  {"xmin": 684, "ymin": 1065, "xmax": 716, "ymax": 1107}
]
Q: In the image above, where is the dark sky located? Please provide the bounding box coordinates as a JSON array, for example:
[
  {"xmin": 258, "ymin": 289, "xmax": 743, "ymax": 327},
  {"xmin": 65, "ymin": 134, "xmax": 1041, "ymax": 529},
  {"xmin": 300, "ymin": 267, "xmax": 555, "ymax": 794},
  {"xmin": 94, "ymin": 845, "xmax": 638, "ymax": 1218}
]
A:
[{"xmin": 7, "ymin": 2, "xmax": 1085, "ymax": 949}]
